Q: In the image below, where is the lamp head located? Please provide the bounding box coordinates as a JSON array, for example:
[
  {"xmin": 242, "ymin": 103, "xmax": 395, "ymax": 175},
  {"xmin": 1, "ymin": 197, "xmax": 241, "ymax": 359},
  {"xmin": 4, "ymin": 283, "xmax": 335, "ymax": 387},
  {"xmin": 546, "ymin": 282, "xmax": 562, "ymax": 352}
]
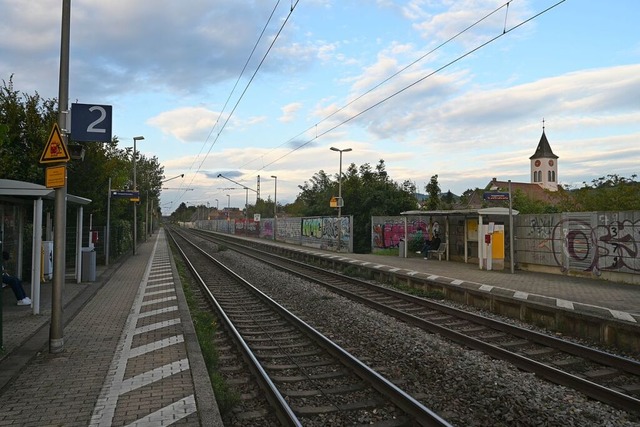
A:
[
  {"xmin": 133, "ymin": 136, "xmax": 145, "ymax": 141},
  {"xmin": 271, "ymin": 175, "xmax": 277, "ymax": 179}
]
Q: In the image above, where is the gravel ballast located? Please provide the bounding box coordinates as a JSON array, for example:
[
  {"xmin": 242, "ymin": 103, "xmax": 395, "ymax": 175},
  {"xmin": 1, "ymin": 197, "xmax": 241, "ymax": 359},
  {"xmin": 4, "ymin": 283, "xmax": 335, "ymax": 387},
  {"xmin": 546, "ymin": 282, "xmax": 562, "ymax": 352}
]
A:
[{"xmin": 213, "ymin": 249, "xmax": 638, "ymax": 427}]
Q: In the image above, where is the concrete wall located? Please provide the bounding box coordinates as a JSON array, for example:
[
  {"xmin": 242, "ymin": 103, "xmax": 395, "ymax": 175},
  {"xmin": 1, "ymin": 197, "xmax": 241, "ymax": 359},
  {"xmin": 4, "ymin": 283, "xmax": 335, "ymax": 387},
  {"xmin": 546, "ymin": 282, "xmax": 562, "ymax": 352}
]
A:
[
  {"xmin": 516, "ymin": 211, "xmax": 640, "ymax": 284},
  {"xmin": 196, "ymin": 215, "xmax": 353, "ymax": 252}
]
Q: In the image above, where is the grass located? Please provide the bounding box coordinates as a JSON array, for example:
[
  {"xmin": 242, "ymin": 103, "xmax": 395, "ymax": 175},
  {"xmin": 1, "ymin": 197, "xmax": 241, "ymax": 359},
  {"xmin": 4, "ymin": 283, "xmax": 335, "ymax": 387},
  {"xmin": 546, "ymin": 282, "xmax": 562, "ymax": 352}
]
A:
[{"xmin": 173, "ymin": 250, "xmax": 241, "ymax": 416}]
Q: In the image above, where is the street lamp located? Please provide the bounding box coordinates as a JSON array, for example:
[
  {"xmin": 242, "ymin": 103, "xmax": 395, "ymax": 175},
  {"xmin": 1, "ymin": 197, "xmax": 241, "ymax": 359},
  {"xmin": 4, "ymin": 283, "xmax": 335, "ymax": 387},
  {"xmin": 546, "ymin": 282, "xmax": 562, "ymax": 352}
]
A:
[
  {"xmin": 215, "ymin": 198, "xmax": 219, "ymax": 210},
  {"xmin": 330, "ymin": 146, "xmax": 352, "ymax": 252},
  {"xmin": 133, "ymin": 136, "xmax": 144, "ymax": 255},
  {"xmin": 271, "ymin": 175, "xmax": 277, "ymax": 241}
]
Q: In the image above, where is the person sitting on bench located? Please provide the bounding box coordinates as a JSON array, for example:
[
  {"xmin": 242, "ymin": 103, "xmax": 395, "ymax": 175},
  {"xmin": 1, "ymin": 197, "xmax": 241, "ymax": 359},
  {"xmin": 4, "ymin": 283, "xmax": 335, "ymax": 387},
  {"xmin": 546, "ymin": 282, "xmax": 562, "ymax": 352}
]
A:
[
  {"xmin": 2, "ymin": 251, "xmax": 31, "ymax": 306},
  {"xmin": 417, "ymin": 234, "xmax": 441, "ymax": 259}
]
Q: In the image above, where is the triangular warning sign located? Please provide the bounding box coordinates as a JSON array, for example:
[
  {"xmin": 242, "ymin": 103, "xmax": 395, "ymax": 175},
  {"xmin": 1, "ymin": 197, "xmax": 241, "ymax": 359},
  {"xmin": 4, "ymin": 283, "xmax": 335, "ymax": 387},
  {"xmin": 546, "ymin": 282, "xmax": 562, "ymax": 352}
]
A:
[{"xmin": 40, "ymin": 123, "xmax": 70, "ymax": 164}]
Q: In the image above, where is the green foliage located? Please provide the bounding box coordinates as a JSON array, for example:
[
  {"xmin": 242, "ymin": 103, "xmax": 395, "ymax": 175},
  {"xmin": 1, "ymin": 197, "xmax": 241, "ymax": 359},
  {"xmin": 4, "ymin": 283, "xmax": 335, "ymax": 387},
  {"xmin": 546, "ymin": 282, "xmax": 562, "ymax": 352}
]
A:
[
  {"xmin": 0, "ymin": 75, "xmax": 57, "ymax": 183},
  {"xmin": 173, "ymin": 251, "xmax": 241, "ymax": 416},
  {"xmin": 425, "ymin": 174, "xmax": 441, "ymax": 210},
  {"xmin": 0, "ymin": 77, "xmax": 165, "ymax": 242},
  {"xmin": 572, "ymin": 174, "xmax": 640, "ymax": 211},
  {"xmin": 293, "ymin": 159, "xmax": 418, "ymax": 253}
]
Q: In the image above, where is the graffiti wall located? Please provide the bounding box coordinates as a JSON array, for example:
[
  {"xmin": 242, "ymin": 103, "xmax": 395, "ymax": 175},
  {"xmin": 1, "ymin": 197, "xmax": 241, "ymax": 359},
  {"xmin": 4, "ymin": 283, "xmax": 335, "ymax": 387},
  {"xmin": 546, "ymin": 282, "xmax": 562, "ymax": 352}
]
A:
[
  {"xmin": 276, "ymin": 217, "xmax": 302, "ymax": 244},
  {"xmin": 371, "ymin": 216, "xmax": 441, "ymax": 253},
  {"xmin": 300, "ymin": 216, "xmax": 352, "ymax": 251},
  {"xmin": 516, "ymin": 211, "xmax": 640, "ymax": 276},
  {"xmin": 259, "ymin": 218, "xmax": 274, "ymax": 239}
]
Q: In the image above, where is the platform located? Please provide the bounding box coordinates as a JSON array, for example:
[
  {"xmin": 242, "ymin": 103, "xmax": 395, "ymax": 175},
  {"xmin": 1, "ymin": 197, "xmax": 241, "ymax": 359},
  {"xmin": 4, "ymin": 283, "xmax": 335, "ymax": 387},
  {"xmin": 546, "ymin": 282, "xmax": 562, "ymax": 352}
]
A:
[{"xmin": 0, "ymin": 229, "xmax": 222, "ymax": 426}]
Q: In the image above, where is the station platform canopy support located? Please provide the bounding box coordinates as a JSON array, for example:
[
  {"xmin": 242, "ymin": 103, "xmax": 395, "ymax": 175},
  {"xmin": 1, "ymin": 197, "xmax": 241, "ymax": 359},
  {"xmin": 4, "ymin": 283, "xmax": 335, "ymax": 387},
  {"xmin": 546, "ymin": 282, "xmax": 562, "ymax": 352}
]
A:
[
  {"xmin": 400, "ymin": 207, "xmax": 519, "ymax": 272},
  {"xmin": 0, "ymin": 179, "xmax": 91, "ymax": 315}
]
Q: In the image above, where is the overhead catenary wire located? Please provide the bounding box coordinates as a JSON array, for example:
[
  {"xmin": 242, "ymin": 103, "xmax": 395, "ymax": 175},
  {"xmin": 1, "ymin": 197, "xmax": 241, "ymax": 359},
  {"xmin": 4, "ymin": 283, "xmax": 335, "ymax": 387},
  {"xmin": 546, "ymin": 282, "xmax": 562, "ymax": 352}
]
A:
[
  {"xmin": 167, "ymin": 0, "xmax": 565, "ymax": 212},
  {"xmin": 247, "ymin": 0, "xmax": 567, "ymax": 174},
  {"xmin": 170, "ymin": 1, "xmax": 300, "ymax": 208}
]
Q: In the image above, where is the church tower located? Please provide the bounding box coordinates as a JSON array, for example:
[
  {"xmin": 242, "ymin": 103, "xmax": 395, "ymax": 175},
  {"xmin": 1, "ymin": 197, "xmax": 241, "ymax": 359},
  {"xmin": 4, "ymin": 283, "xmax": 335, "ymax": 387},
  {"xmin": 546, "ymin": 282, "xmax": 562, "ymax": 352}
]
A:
[{"xmin": 529, "ymin": 121, "xmax": 558, "ymax": 191}]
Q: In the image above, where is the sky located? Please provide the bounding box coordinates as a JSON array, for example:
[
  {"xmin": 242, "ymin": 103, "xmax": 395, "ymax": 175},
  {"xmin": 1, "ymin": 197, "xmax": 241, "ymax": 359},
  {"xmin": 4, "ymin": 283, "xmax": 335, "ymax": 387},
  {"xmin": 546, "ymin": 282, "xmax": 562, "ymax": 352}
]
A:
[{"xmin": 2, "ymin": 0, "xmax": 639, "ymax": 215}]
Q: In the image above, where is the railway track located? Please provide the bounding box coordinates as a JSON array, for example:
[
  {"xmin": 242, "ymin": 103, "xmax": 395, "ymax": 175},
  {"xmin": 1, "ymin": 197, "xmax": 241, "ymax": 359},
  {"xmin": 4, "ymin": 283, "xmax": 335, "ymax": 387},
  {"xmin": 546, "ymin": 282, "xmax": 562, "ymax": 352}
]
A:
[
  {"xmin": 167, "ymin": 226, "xmax": 451, "ymax": 426},
  {"xmin": 184, "ymin": 227, "xmax": 640, "ymax": 416}
]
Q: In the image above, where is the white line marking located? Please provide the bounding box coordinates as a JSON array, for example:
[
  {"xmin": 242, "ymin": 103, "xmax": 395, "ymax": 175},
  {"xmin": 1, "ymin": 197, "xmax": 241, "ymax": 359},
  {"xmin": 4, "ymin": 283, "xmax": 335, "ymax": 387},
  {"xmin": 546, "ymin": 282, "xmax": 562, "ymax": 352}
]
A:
[
  {"xmin": 134, "ymin": 318, "xmax": 181, "ymax": 335},
  {"xmin": 610, "ymin": 309, "xmax": 637, "ymax": 322},
  {"xmin": 145, "ymin": 288, "xmax": 176, "ymax": 297},
  {"xmin": 556, "ymin": 299, "xmax": 574, "ymax": 309},
  {"xmin": 138, "ymin": 306, "xmax": 178, "ymax": 319},
  {"xmin": 514, "ymin": 291, "xmax": 529, "ymax": 300},
  {"xmin": 89, "ymin": 235, "xmax": 161, "ymax": 427},
  {"xmin": 119, "ymin": 359, "xmax": 190, "ymax": 395},
  {"xmin": 146, "ymin": 282, "xmax": 174, "ymax": 289},
  {"xmin": 129, "ymin": 335, "xmax": 185, "ymax": 359},
  {"xmin": 141, "ymin": 296, "xmax": 177, "ymax": 306},
  {"xmin": 124, "ymin": 395, "xmax": 196, "ymax": 427}
]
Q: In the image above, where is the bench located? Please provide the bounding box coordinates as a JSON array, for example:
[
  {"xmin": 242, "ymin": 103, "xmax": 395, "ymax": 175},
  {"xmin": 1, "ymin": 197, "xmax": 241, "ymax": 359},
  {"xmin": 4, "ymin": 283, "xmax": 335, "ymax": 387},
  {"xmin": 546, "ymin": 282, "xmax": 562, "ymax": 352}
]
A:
[{"xmin": 427, "ymin": 243, "xmax": 447, "ymax": 261}]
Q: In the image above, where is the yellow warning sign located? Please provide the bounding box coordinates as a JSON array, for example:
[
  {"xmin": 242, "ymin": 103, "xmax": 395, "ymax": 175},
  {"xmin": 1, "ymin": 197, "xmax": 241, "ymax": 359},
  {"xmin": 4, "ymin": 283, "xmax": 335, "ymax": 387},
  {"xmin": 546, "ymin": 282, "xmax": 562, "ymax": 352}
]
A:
[
  {"xmin": 45, "ymin": 165, "xmax": 66, "ymax": 188},
  {"xmin": 40, "ymin": 123, "xmax": 70, "ymax": 164}
]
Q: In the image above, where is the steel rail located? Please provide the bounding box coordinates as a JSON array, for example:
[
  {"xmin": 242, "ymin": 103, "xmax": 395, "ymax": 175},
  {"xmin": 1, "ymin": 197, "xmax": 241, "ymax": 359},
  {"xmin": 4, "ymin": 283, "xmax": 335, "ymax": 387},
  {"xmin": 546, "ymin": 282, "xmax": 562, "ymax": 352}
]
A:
[{"xmin": 190, "ymin": 229, "xmax": 640, "ymax": 415}]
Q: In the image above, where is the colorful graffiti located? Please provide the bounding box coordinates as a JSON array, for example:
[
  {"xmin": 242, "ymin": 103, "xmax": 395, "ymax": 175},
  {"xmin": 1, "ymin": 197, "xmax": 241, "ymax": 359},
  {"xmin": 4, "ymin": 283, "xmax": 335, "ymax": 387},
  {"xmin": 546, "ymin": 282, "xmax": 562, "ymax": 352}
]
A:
[
  {"xmin": 234, "ymin": 219, "xmax": 260, "ymax": 237},
  {"xmin": 301, "ymin": 217, "xmax": 349, "ymax": 240},
  {"xmin": 371, "ymin": 218, "xmax": 439, "ymax": 249},
  {"xmin": 521, "ymin": 213, "xmax": 640, "ymax": 275}
]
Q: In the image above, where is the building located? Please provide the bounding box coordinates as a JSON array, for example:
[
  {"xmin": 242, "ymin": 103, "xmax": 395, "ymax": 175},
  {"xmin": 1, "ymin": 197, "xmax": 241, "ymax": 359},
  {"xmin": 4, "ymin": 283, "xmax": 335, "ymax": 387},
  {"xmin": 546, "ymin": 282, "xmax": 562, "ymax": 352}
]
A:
[{"xmin": 529, "ymin": 125, "xmax": 559, "ymax": 191}]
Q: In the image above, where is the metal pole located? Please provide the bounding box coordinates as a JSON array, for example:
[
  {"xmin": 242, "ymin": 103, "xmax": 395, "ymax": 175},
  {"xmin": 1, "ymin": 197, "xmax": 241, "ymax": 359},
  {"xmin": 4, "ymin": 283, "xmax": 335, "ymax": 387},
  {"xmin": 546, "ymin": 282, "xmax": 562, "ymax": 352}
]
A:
[
  {"xmin": 509, "ymin": 180, "xmax": 515, "ymax": 274},
  {"xmin": 245, "ymin": 188, "xmax": 248, "ymax": 236},
  {"xmin": 50, "ymin": 0, "xmax": 71, "ymax": 354},
  {"xmin": 145, "ymin": 188, "xmax": 148, "ymax": 240},
  {"xmin": 132, "ymin": 136, "xmax": 144, "ymax": 254},
  {"xmin": 271, "ymin": 175, "xmax": 277, "ymax": 241},
  {"xmin": 133, "ymin": 139, "xmax": 137, "ymax": 254},
  {"xmin": 330, "ymin": 147, "xmax": 351, "ymax": 252},
  {"xmin": 106, "ymin": 178, "xmax": 111, "ymax": 266}
]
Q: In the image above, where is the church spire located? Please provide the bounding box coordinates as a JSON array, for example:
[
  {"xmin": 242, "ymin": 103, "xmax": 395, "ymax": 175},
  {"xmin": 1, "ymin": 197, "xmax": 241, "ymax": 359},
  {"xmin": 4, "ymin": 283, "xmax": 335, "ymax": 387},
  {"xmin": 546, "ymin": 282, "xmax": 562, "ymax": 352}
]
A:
[
  {"xmin": 529, "ymin": 120, "xmax": 558, "ymax": 160},
  {"xmin": 529, "ymin": 119, "xmax": 558, "ymax": 191}
]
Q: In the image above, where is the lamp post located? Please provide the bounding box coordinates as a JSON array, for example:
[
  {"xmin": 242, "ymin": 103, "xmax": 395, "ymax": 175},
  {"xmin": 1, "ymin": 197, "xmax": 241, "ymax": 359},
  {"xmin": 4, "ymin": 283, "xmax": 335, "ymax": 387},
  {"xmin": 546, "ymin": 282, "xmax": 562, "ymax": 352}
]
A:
[
  {"xmin": 330, "ymin": 147, "xmax": 352, "ymax": 252},
  {"xmin": 271, "ymin": 175, "xmax": 277, "ymax": 240},
  {"xmin": 215, "ymin": 198, "xmax": 219, "ymax": 210},
  {"xmin": 133, "ymin": 136, "xmax": 144, "ymax": 255},
  {"xmin": 226, "ymin": 194, "xmax": 231, "ymax": 232}
]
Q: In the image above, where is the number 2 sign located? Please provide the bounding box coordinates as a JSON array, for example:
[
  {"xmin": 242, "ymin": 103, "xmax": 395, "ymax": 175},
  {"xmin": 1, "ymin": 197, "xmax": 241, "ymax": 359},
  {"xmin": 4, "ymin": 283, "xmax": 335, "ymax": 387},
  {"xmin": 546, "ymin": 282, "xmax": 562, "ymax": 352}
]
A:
[{"xmin": 70, "ymin": 103, "xmax": 112, "ymax": 142}]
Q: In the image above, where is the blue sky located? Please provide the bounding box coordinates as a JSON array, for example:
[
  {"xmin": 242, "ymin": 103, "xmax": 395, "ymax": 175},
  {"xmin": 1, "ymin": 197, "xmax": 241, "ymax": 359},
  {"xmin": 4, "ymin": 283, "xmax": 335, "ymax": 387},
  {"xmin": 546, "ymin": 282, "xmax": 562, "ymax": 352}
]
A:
[{"xmin": 2, "ymin": 0, "xmax": 639, "ymax": 215}]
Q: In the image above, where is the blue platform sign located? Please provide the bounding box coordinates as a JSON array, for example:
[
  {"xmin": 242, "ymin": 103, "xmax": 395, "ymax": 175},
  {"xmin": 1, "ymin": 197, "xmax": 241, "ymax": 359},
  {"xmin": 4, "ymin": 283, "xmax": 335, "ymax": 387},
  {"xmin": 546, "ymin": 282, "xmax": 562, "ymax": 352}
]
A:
[
  {"xmin": 111, "ymin": 190, "xmax": 139, "ymax": 199},
  {"xmin": 483, "ymin": 192, "xmax": 510, "ymax": 201},
  {"xmin": 71, "ymin": 103, "xmax": 112, "ymax": 142}
]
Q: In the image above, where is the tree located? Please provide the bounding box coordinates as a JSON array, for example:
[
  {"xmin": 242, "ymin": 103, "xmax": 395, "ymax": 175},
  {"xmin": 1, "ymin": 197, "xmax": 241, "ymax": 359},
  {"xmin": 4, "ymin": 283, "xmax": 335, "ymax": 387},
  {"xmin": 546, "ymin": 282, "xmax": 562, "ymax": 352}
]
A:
[
  {"xmin": 0, "ymin": 75, "xmax": 57, "ymax": 183},
  {"xmin": 425, "ymin": 174, "xmax": 441, "ymax": 210},
  {"xmin": 292, "ymin": 159, "xmax": 417, "ymax": 253}
]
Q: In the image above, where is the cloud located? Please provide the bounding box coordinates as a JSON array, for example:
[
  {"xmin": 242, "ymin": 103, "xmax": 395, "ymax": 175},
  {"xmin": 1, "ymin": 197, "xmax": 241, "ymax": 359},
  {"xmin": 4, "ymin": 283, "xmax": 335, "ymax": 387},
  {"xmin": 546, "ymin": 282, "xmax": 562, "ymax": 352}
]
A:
[{"xmin": 279, "ymin": 102, "xmax": 303, "ymax": 123}]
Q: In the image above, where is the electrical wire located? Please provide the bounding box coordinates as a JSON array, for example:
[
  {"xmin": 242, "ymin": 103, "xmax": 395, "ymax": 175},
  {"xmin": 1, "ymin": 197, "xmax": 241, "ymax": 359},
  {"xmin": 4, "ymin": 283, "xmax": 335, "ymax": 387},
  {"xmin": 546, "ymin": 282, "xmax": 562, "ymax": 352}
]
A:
[
  {"xmin": 244, "ymin": 0, "xmax": 567, "ymax": 174},
  {"xmin": 171, "ymin": 1, "xmax": 300, "ymax": 207}
]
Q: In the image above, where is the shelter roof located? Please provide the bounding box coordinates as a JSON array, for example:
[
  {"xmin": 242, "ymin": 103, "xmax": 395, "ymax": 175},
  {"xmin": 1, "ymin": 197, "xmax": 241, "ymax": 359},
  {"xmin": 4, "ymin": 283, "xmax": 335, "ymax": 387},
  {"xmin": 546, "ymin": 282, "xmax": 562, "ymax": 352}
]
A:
[
  {"xmin": 401, "ymin": 207, "xmax": 518, "ymax": 216},
  {"xmin": 0, "ymin": 179, "xmax": 91, "ymax": 205}
]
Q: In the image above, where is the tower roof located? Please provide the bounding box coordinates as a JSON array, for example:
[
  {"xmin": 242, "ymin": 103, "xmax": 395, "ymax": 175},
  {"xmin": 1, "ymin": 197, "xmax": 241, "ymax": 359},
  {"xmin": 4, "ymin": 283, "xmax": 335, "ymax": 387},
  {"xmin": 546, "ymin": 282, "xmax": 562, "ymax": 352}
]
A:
[{"xmin": 529, "ymin": 130, "xmax": 558, "ymax": 160}]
